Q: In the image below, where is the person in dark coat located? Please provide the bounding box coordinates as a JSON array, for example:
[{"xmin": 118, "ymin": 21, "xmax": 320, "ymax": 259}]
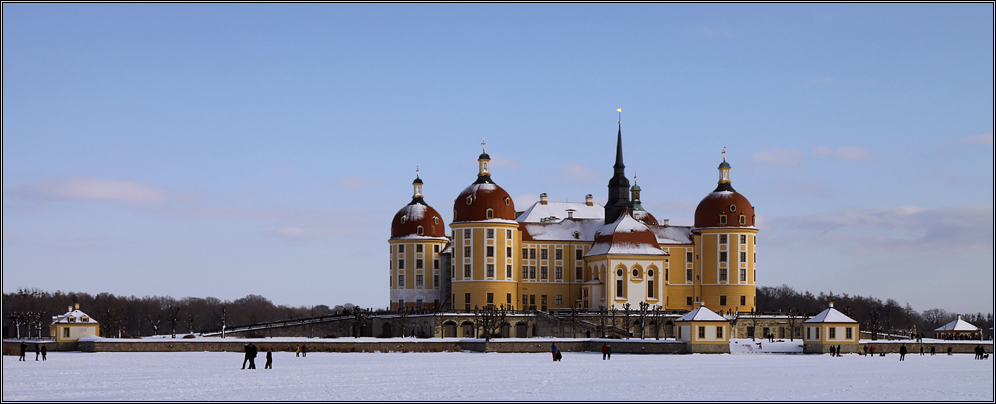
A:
[
  {"xmin": 40, "ymin": 344, "xmax": 47, "ymax": 361},
  {"xmin": 301, "ymin": 344, "xmax": 307, "ymax": 358},
  {"xmin": 19, "ymin": 341, "xmax": 27, "ymax": 361},
  {"xmin": 248, "ymin": 343, "xmax": 258, "ymax": 369},
  {"xmin": 899, "ymin": 344, "xmax": 907, "ymax": 361},
  {"xmin": 551, "ymin": 343, "xmax": 558, "ymax": 362},
  {"xmin": 829, "ymin": 345, "xmax": 836, "ymax": 357},
  {"xmin": 34, "ymin": 343, "xmax": 40, "ymax": 361},
  {"xmin": 606, "ymin": 344, "xmax": 612, "ymax": 360},
  {"xmin": 242, "ymin": 343, "xmax": 251, "ymax": 369},
  {"xmin": 264, "ymin": 348, "xmax": 273, "ymax": 369}
]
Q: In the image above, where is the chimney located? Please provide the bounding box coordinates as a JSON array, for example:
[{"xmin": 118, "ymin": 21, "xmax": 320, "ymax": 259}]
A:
[
  {"xmin": 829, "ymin": 302, "xmax": 834, "ymax": 309},
  {"xmin": 540, "ymin": 193, "xmax": 548, "ymax": 205},
  {"xmin": 566, "ymin": 209, "xmax": 575, "ymax": 219},
  {"xmin": 662, "ymin": 219, "xmax": 669, "ymax": 227},
  {"xmin": 585, "ymin": 194, "xmax": 593, "ymax": 206},
  {"xmin": 75, "ymin": 303, "xmax": 80, "ymax": 310}
]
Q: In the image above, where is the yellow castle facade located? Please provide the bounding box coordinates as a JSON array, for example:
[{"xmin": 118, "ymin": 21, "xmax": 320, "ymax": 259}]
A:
[{"xmin": 389, "ymin": 122, "xmax": 758, "ymax": 314}]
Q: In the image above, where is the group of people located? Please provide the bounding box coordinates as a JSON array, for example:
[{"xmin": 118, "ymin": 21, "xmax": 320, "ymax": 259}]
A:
[
  {"xmin": 828, "ymin": 345, "xmax": 844, "ymax": 356},
  {"xmin": 973, "ymin": 345, "xmax": 988, "ymax": 360},
  {"xmin": 551, "ymin": 344, "xmax": 562, "ymax": 361},
  {"xmin": 295, "ymin": 344, "xmax": 307, "ymax": 357},
  {"xmin": 17, "ymin": 341, "xmax": 47, "ymax": 362},
  {"xmin": 242, "ymin": 343, "xmax": 272, "ymax": 369}
]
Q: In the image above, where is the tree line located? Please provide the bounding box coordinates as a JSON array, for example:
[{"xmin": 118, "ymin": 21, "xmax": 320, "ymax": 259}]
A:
[
  {"xmin": 757, "ymin": 284, "xmax": 993, "ymax": 338},
  {"xmin": 2, "ymin": 288, "xmax": 351, "ymax": 339}
]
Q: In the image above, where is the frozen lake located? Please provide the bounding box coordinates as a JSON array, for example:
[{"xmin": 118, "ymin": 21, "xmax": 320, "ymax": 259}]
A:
[{"xmin": 3, "ymin": 346, "xmax": 993, "ymax": 401}]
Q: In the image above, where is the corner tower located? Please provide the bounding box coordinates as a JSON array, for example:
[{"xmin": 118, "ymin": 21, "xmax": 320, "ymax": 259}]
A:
[
  {"xmin": 691, "ymin": 151, "xmax": 758, "ymax": 314},
  {"xmin": 389, "ymin": 171, "xmax": 449, "ymax": 310},
  {"xmin": 449, "ymin": 142, "xmax": 520, "ymax": 312}
]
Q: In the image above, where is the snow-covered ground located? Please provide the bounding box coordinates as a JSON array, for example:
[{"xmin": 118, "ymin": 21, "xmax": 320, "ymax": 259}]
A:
[{"xmin": 3, "ymin": 340, "xmax": 993, "ymax": 401}]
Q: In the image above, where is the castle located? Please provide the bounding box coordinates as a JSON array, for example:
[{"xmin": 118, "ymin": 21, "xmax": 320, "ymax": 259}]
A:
[{"xmin": 389, "ymin": 120, "xmax": 757, "ymax": 315}]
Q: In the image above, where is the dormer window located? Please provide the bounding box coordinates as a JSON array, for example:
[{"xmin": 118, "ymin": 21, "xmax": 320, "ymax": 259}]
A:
[
  {"xmin": 68, "ymin": 316, "xmax": 75, "ymax": 323},
  {"xmin": 400, "ymin": 217, "xmax": 406, "ymax": 224},
  {"xmin": 719, "ymin": 215, "xmax": 727, "ymax": 225},
  {"xmin": 81, "ymin": 317, "xmax": 89, "ymax": 322},
  {"xmin": 417, "ymin": 226, "xmax": 424, "ymax": 236},
  {"xmin": 466, "ymin": 196, "xmax": 473, "ymax": 205},
  {"xmin": 503, "ymin": 196, "xmax": 510, "ymax": 206},
  {"xmin": 486, "ymin": 208, "xmax": 494, "ymax": 219},
  {"xmin": 433, "ymin": 217, "xmax": 439, "ymax": 224},
  {"xmin": 739, "ymin": 215, "xmax": 746, "ymax": 225},
  {"xmin": 729, "ymin": 204, "xmax": 737, "ymax": 212}
]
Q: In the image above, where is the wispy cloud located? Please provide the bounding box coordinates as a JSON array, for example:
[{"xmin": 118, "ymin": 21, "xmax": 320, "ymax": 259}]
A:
[
  {"xmin": 765, "ymin": 204, "xmax": 993, "ymax": 255},
  {"xmin": 751, "ymin": 148, "xmax": 805, "ymax": 166},
  {"xmin": 334, "ymin": 176, "xmax": 382, "ymax": 190},
  {"xmin": 15, "ymin": 177, "xmax": 169, "ymax": 203},
  {"xmin": 490, "ymin": 156, "xmax": 521, "ymax": 169},
  {"xmin": 960, "ymin": 133, "xmax": 993, "ymax": 144},
  {"xmin": 558, "ymin": 163, "xmax": 601, "ymax": 182},
  {"xmin": 814, "ymin": 146, "xmax": 875, "ymax": 161}
]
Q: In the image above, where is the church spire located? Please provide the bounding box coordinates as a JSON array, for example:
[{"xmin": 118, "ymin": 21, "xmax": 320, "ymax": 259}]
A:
[{"xmin": 605, "ymin": 108, "xmax": 631, "ymax": 224}]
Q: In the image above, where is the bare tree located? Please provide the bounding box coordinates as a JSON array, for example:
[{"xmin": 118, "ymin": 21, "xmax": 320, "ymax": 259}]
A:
[
  {"xmin": 7, "ymin": 312, "xmax": 24, "ymax": 339},
  {"xmin": 186, "ymin": 313, "xmax": 196, "ymax": 334},
  {"xmin": 622, "ymin": 303, "xmax": 632, "ymax": 339},
  {"xmin": 166, "ymin": 306, "xmax": 181, "ymax": 339},
  {"xmin": 351, "ymin": 307, "xmax": 368, "ymax": 338},
  {"xmin": 475, "ymin": 304, "xmax": 507, "ymax": 342},
  {"xmin": 597, "ymin": 305, "xmax": 607, "ymax": 338},
  {"xmin": 638, "ymin": 302, "xmax": 650, "ymax": 340},
  {"xmin": 397, "ymin": 307, "xmax": 410, "ymax": 338},
  {"xmin": 651, "ymin": 305, "xmax": 664, "ymax": 340},
  {"xmin": 786, "ymin": 308, "xmax": 799, "ymax": 341},
  {"xmin": 148, "ymin": 313, "xmax": 162, "ymax": 336}
]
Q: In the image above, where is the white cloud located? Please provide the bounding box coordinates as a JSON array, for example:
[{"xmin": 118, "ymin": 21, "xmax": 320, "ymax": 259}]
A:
[
  {"xmin": 813, "ymin": 146, "xmax": 875, "ymax": 161},
  {"xmin": 751, "ymin": 148, "xmax": 804, "ymax": 166},
  {"xmin": 18, "ymin": 177, "xmax": 168, "ymax": 203},
  {"xmin": 490, "ymin": 156, "xmax": 521, "ymax": 169},
  {"xmin": 960, "ymin": 133, "xmax": 993, "ymax": 144}
]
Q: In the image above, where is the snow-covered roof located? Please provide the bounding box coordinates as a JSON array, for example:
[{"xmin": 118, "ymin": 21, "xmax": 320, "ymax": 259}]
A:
[
  {"xmin": 585, "ymin": 212, "xmax": 666, "ymax": 257},
  {"xmin": 804, "ymin": 306, "xmax": 857, "ymax": 324},
  {"xmin": 935, "ymin": 316, "xmax": 979, "ymax": 332},
  {"xmin": 516, "ymin": 201, "xmax": 605, "ymax": 223},
  {"xmin": 676, "ymin": 306, "xmax": 728, "ymax": 322},
  {"xmin": 520, "ymin": 219, "xmax": 603, "ymax": 242},
  {"xmin": 649, "ymin": 225, "xmax": 693, "ymax": 245},
  {"xmin": 51, "ymin": 309, "xmax": 98, "ymax": 325}
]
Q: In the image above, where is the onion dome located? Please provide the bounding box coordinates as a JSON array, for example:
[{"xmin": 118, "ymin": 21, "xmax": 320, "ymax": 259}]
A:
[
  {"xmin": 391, "ymin": 174, "xmax": 446, "ymax": 238},
  {"xmin": 453, "ymin": 146, "xmax": 515, "ymax": 222},
  {"xmin": 694, "ymin": 155, "xmax": 755, "ymax": 228},
  {"xmin": 630, "ymin": 180, "xmax": 659, "ymax": 226}
]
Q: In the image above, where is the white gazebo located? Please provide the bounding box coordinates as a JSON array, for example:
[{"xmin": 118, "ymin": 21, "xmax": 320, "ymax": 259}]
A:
[{"xmin": 934, "ymin": 315, "xmax": 981, "ymax": 340}]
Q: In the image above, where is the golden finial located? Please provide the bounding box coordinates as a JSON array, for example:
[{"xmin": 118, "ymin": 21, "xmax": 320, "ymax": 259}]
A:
[
  {"xmin": 617, "ymin": 107, "xmax": 622, "ymax": 124},
  {"xmin": 481, "ymin": 138, "xmax": 486, "ymax": 153},
  {"xmin": 416, "ymin": 165, "xmax": 419, "ymax": 178},
  {"xmin": 722, "ymin": 146, "xmax": 727, "ymax": 160},
  {"xmin": 634, "ymin": 172, "xmax": 637, "ymax": 185}
]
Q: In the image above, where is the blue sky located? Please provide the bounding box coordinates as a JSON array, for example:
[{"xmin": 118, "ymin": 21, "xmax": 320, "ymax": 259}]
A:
[{"xmin": 3, "ymin": 3, "xmax": 992, "ymax": 314}]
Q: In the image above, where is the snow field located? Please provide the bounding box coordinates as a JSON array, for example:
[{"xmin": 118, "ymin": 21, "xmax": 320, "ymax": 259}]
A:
[{"xmin": 3, "ymin": 349, "xmax": 993, "ymax": 401}]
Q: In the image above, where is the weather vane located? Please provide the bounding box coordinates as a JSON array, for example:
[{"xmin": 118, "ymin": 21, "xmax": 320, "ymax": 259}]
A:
[
  {"xmin": 416, "ymin": 165, "xmax": 419, "ymax": 178},
  {"xmin": 482, "ymin": 138, "xmax": 486, "ymax": 153},
  {"xmin": 722, "ymin": 146, "xmax": 727, "ymax": 160}
]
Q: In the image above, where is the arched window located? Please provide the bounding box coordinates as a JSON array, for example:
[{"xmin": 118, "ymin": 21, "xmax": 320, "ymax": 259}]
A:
[
  {"xmin": 739, "ymin": 215, "xmax": 746, "ymax": 225},
  {"xmin": 486, "ymin": 208, "xmax": 494, "ymax": 219},
  {"xmin": 417, "ymin": 226, "xmax": 424, "ymax": 236},
  {"xmin": 466, "ymin": 196, "xmax": 473, "ymax": 205}
]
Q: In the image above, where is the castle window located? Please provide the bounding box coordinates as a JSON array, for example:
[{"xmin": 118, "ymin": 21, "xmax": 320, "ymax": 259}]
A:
[
  {"xmin": 648, "ymin": 279, "xmax": 655, "ymax": 298},
  {"xmin": 530, "ymin": 266, "xmax": 536, "ymax": 279},
  {"xmin": 720, "ymin": 235, "xmax": 727, "ymax": 244},
  {"xmin": 686, "ymin": 296, "xmax": 693, "ymax": 306},
  {"xmin": 699, "ymin": 327, "xmax": 706, "ymax": 339},
  {"xmin": 720, "ymin": 295, "xmax": 727, "ymax": 306},
  {"xmin": 487, "ymin": 293, "xmax": 494, "ymax": 304},
  {"xmin": 740, "ymin": 295, "xmax": 746, "ymax": 306},
  {"xmin": 555, "ymin": 249, "xmax": 562, "ymax": 260},
  {"xmin": 487, "ymin": 246, "xmax": 494, "ymax": 257},
  {"xmin": 506, "ymin": 265, "xmax": 512, "ymax": 278},
  {"xmin": 416, "ymin": 274, "xmax": 423, "ymax": 287},
  {"xmin": 466, "ymin": 196, "xmax": 473, "ymax": 205},
  {"xmin": 687, "ymin": 252, "xmax": 692, "ymax": 262},
  {"xmin": 617, "ymin": 269, "xmax": 623, "ymax": 277},
  {"xmin": 464, "ymin": 229, "xmax": 471, "ymax": 238},
  {"xmin": 465, "ymin": 246, "xmax": 471, "ymax": 258},
  {"xmin": 720, "ymin": 269, "xmax": 727, "ymax": 282},
  {"xmin": 507, "ymin": 293, "xmax": 512, "ymax": 304},
  {"xmin": 398, "ymin": 275, "xmax": 405, "ymax": 286},
  {"xmin": 464, "ymin": 265, "xmax": 471, "ymax": 277},
  {"xmin": 540, "ymin": 266, "xmax": 548, "ymax": 279},
  {"xmin": 522, "ymin": 266, "xmax": 529, "ymax": 278},
  {"xmin": 686, "ymin": 269, "xmax": 693, "ymax": 283},
  {"xmin": 434, "ymin": 259, "xmax": 439, "ymax": 269},
  {"xmin": 487, "ymin": 229, "xmax": 494, "ymax": 238},
  {"xmin": 556, "ymin": 295, "xmax": 562, "ymax": 305},
  {"xmin": 555, "ymin": 266, "xmax": 562, "ymax": 280},
  {"xmin": 434, "ymin": 275, "xmax": 439, "ymax": 287},
  {"xmin": 416, "ymin": 259, "xmax": 423, "ymax": 269},
  {"xmin": 720, "ymin": 252, "xmax": 727, "ymax": 262},
  {"xmin": 400, "ymin": 217, "xmax": 406, "ymax": 224},
  {"xmin": 399, "ymin": 245, "xmax": 405, "ymax": 253},
  {"xmin": 503, "ymin": 196, "xmax": 510, "ymax": 205},
  {"xmin": 541, "ymin": 249, "xmax": 548, "ymax": 260},
  {"xmin": 486, "ymin": 209, "xmax": 494, "ymax": 219},
  {"xmin": 506, "ymin": 229, "xmax": 512, "ymax": 238},
  {"xmin": 741, "ymin": 252, "xmax": 747, "ymax": 262},
  {"xmin": 740, "ymin": 269, "xmax": 747, "ymax": 282},
  {"xmin": 530, "ymin": 249, "xmax": 536, "ymax": 259},
  {"xmin": 507, "ymin": 247, "xmax": 512, "ymax": 257},
  {"xmin": 576, "ymin": 267, "xmax": 583, "ymax": 280},
  {"xmin": 716, "ymin": 326, "xmax": 723, "ymax": 339},
  {"xmin": 632, "ymin": 269, "xmax": 639, "ymax": 278},
  {"xmin": 740, "ymin": 235, "xmax": 747, "ymax": 244},
  {"xmin": 576, "ymin": 249, "xmax": 583, "ymax": 260},
  {"xmin": 730, "ymin": 204, "xmax": 737, "ymax": 212},
  {"xmin": 719, "ymin": 215, "xmax": 727, "ymax": 225},
  {"xmin": 416, "ymin": 244, "xmax": 423, "ymax": 253},
  {"xmin": 487, "ymin": 264, "xmax": 494, "ymax": 277},
  {"xmin": 522, "ymin": 249, "xmax": 528, "ymax": 259},
  {"xmin": 739, "ymin": 215, "xmax": 746, "ymax": 225},
  {"xmin": 398, "ymin": 260, "xmax": 404, "ymax": 269},
  {"xmin": 434, "ymin": 244, "xmax": 440, "ymax": 253},
  {"xmin": 433, "ymin": 217, "xmax": 439, "ymax": 224}
]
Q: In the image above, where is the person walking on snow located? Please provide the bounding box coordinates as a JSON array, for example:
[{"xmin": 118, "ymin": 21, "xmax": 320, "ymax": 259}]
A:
[
  {"xmin": 551, "ymin": 343, "xmax": 558, "ymax": 362},
  {"xmin": 264, "ymin": 348, "xmax": 273, "ymax": 369},
  {"xmin": 601, "ymin": 344, "xmax": 609, "ymax": 360},
  {"xmin": 899, "ymin": 344, "xmax": 907, "ymax": 361}
]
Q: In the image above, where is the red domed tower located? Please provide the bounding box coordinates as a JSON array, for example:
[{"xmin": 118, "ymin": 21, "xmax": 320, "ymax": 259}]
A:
[
  {"xmin": 690, "ymin": 151, "xmax": 758, "ymax": 313},
  {"xmin": 389, "ymin": 172, "xmax": 449, "ymax": 311},
  {"xmin": 449, "ymin": 143, "xmax": 520, "ymax": 312}
]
